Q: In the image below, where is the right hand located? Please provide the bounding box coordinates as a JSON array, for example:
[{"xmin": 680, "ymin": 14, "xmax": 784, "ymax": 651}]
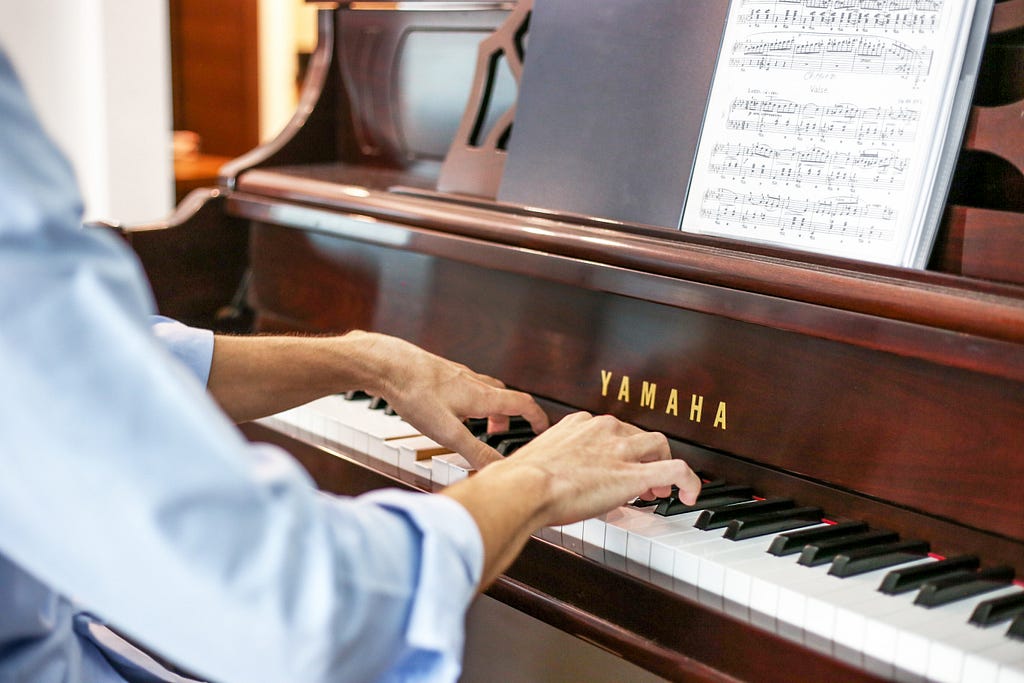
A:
[{"xmin": 497, "ymin": 412, "xmax": 701, "ymax": 527}]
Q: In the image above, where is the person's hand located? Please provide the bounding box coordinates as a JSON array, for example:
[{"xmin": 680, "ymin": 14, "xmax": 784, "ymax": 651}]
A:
[
  {"xmin": 443, "ymin": 411, "xmax": 701, "ymax": 587},
  {"xmin": 481, "ymin": 411, "xmax": 701, "ymax": 527},
  {"xmin": 369, "ymin": 335, "xmax": 549, "ymax": 469}
]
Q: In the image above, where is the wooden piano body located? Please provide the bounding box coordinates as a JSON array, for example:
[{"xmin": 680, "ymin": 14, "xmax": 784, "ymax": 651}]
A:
[{"xmin": 129, "ymin": 1, "xmax": 1024, "ymax": 680}]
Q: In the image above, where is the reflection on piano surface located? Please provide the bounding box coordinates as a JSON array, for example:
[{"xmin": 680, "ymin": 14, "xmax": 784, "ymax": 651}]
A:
[{"xmin": 127, "ymin": 1, "xmax": 1024, "ymax": 681}]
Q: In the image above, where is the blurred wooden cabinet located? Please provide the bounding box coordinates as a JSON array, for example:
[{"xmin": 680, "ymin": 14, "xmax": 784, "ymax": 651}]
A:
[{"xmin": 169, "ymin": 0, "xmax": 259, "ymax": 200}]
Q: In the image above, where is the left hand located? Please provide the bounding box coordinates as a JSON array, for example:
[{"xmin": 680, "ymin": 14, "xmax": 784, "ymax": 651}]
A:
[{"xmin": 368, "ymin": 335, "xmax": 549, "ymax": 469}]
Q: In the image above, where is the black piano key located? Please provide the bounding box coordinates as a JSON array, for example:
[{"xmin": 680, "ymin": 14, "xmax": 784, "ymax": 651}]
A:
[
  {"xmin": 768, "ymin": 520, "xmax": 869, "ymax": 556},
  {"xmin": 723, "ymin": 506, "xmax": 823, "ymax": 541},
  {"xmin": 367, "ymin": 395, "xmax": 388, "ymax": 410},
  {"xmin": 479, "ymin": 428, "xmax": 535, "ymax": 448},
  {"xmin": 914, "ymin": 566, "xmax": 1015, "ymax": 608},
  {"xmin": 654, "ymin": 485, "xmax": 754, "ymax": 517},
  {"xmin": 344, "ymin": 389, "xmax": 369, "ymax": 401},
  {"xmin": 631, "ymin": 495, "xmax": 666, "ymax": 508},
  {"xmin": 1009, "ymin": 613, "xmax": 1024, "ymax": 641},
  {"xmin": 495, "ymin": 436, "xmax": 533, "ymax": 456},
  {"xmin": 878, "ymin": 554, "xmax": 980, "ymax": 595},
  {"xmin": 506, "ymin": 415, "xmax": 533, "ymax": 431},
  {"xmin": 383, "ymin": 404, "xmax": 398, "ymax": 416},
  {"xmin": 464, "ymin": 417, "xmax": 489, "ymax": 436},
  {"xmin": 969, "ymin": 590, "xmax": 1024, "ymax": 627},
  {"xmin": 694, "ymin": 497, "xmax": 796, "ymax": 531},
  {"xmin": 828, "ymin": 539, "xmax": 930, "ymax": 578},
  {"xmin": 798, "ymin": 529, "xmax": 899, "ymax": 567},
  {"xmin": 632, "ymin": 484, "xmax": 680, "ymax": 508}
]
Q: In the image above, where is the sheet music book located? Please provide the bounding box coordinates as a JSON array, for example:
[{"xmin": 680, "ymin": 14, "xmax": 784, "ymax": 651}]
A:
[{"xmin": 679, "ymin": 0, "xmax": 993, "ymax": 268}]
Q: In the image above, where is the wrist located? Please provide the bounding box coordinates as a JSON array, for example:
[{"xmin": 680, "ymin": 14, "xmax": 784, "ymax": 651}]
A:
[
  {"xmin": 317, "ymin": 330, "xmax": 391, "ymax": 397},
  {"xmin": 476, "ymin": 457, "xmax": 559, "ymax": 528}
]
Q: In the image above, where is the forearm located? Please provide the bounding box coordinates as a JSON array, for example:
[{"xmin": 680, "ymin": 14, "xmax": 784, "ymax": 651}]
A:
[{"xmin": 208, "ymin": 330, "xmax": 389, "ymax": 422}]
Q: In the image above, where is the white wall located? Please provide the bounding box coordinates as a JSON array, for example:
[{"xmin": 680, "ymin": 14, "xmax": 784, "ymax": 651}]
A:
[
  {"xmin": 259, "ymin": 0, "xmax": 319, "ymax": 143},
  {"xmin": 0, "ymin": 1, "xmax": 173, "ymax": 223},
  {"xmin": 259, "ymin": 0, "xmax": 295, "ymax": 142}
]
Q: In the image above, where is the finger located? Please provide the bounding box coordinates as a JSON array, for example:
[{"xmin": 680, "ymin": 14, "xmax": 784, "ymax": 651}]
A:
[
  {"xmin": 647, "ymin": 484, "xmax": 674, "ymax": 499},
  {"xmin": 557, "ymin": 411, "xmax": 593, "ymax": 426},
  {"xmin": 636, "ymin": 459, "xmax": 701, "ymax": 505},
  {"xmin": 431, "ymin": 411, "xmax": 503, "ymax": 470},
  {"xmin": 468, "ymin": 388, "xmax": 550, "ymax": 435},
  {"xmin": 517, "ymin": 397, "xmax": 550, "ymax": 434},
  {"xmin": 624, "ymin": 430, "xmax": 672, "ymax": 463},
  {"xmin": 487, "ymin": 414, "xmax": 510, "ymax": 434}
]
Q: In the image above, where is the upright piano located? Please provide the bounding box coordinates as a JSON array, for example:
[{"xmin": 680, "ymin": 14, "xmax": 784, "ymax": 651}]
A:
[{"xmin": 128, "ymin": 1, "xmax": 1024, "ymax": 681}]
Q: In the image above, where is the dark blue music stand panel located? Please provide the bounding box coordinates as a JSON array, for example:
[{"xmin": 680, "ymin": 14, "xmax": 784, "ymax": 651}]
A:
[{"xmin": 498, "ymin": 0, "xmax": 729, "ymax": 228}]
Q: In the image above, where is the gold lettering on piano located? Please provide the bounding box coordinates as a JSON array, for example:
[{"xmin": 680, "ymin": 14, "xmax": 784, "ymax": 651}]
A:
[
  {"xmin": 665, "ymin": 389, "xmax": 679, "ymax": 416},
  {"xmin": 640, "ymin": 382, "xmax": 657, "ymax": 409},
  {"xmin": 714, "ymin": 401, "xmax": 727, "ymax": 430},
  {"xmin": 690, "ymin": 394, "xmax": 704, "ymax": 423},
  {"xmin": 599, "ymin": 371, "xmax": 728, "ymax": 430}
]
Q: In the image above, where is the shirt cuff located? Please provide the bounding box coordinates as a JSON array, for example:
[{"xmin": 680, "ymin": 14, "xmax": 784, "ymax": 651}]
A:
[
  {"xmin": 360, "ymin": 489, "xmax": 484, "ymax": 680},
  {"xmin": 150, "ymin": 315, "xmax": 215, "ymax": 386}
]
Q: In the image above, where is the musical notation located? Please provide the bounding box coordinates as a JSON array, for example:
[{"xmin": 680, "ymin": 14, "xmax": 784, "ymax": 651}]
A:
[
  {"xmin": 680, "ymin": 0, "xmax": 977, "ymax": 266},
  {"xmin": 738, "ymin": 0, "xmax": 944, "ymax": 34},
  {"xmin": 700, "ymin": 188, "xmax": 897, "ymax": 241},
  {"xmin": 730, "ymin": 33, "xmax": 933, "ymax": 78},
  {"xmin": 709, "ymin": 143, "xmax": 909, "ymax": 190},
  {"xmin": 741, "ymin": 0, "xmax": 943, "ymax": 10},
  {"xmin": 727, "ymin": 97, "xmax": 920, "ymax": 141}
]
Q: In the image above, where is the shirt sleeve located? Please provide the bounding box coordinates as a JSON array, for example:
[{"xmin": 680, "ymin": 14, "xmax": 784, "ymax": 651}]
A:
[
  {"xmin": 150, "ymin": 316, "xmax": 215, "ymax": 386},
  {"xmin": 0, "ymin": 49, "xmax": 483, "ymax": 683}
]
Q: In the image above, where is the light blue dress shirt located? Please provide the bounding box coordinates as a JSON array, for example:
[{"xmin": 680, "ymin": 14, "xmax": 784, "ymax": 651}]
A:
[{"xmin": 0, "ymin": 48, "xmax": 483, "ymax": 683}]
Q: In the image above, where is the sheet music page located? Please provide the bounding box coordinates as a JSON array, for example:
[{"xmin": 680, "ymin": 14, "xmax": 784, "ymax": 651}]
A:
[{"xmin": 680, "ymin": 0, "xmax": 977, "ymax": 267}]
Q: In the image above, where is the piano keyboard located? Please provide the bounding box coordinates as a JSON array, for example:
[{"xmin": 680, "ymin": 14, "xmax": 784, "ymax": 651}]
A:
[{"xmin": 260, "ymin": 395, "xmax": 1024, "ymax": 683}]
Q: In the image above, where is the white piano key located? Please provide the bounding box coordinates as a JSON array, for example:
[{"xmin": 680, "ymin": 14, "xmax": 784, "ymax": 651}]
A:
[
  {"xmin": 561, "ymin": 521, "xmax": 585, "ymax": 554},
  {"xmin": 624, "ymin": 510, "xmax": 695, "ymax": 570},
  {"xmin": 392, "ymin": 435, "xmax": 450, "ymax": 474},
  {"xmin": 963, "ymin": 640, "xmax": 1024, "ymax": 683},
  {"xmin": 997, "ymin": 651, "xmax": 1024, "ymax": 683},
  {"xmin": 696, "ymin": 535, "xmax": 780, "ymax": 607},
  {"xmin": 580, "ymin": 517, "xmax": 607, "ymax": 563},
  {"xmin": 446, "ymin": 455, "xmax": 473, "ymax": 482},
  {"xmin": 803, "ymin": 558, "xmax": 934, "ymax": 655},
  {"xmin": 891, "ymin": 585, "xmax": 1019, "ymax": 676},
  {"xmin": 413, "ymin": 457, "xmax": 433, "ymax": 482},
  {"xmin": 716, "ymin": 531, "xmax": 830, "ymax": 625},
  {"xmin": 913, "ymin": 586, "xmax": 1024, "ymax": 682},
  {"xmin": 602, "ymin": 506, "xmax": 654, "ymax": 558},
  {"xmin": 431, "ymin": 453, "xmax": 473, "ymax": 483},
  {"xmin": 430, "ymin": 454, "xmax": 453, "ymax": 485}
]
